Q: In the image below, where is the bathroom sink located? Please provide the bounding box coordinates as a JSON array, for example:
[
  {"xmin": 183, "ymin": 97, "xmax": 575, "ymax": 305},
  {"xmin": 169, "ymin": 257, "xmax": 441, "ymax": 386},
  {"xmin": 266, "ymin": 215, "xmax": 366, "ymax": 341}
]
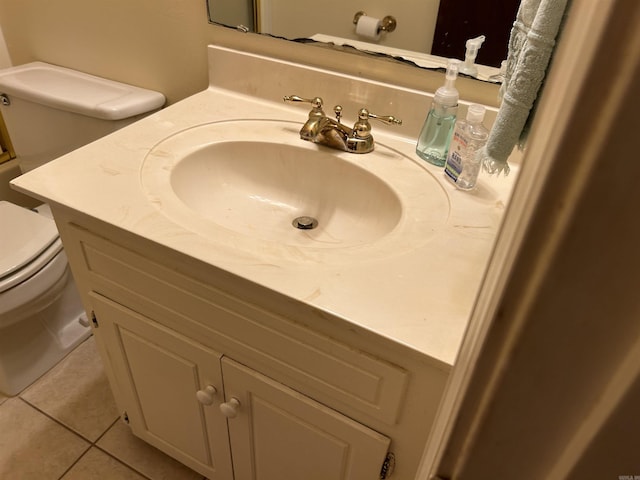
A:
[
  {"xmin": 142, "ymin": 120, "xmax": 450, "ymax": 260},
  {"xmin": 169, "ymin": 139, "xmax": 401, "ymax": 246}
]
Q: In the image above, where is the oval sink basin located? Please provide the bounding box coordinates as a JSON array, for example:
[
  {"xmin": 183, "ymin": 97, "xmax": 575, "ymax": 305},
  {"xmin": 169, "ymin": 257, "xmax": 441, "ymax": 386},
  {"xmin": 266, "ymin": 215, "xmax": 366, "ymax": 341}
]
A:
[
  {"xmin": 170, "ymin": 139, "xmax": 402, "ymax": 247},
  {"xmin": 142, "ymin": 120, "xmax": 449, "ymax": 261}
]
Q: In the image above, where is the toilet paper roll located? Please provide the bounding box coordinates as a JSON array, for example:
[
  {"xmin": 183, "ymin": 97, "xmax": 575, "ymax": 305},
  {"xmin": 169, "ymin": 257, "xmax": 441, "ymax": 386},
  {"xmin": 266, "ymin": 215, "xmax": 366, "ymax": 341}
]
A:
[{"xmin": 355, "ymin": 15, "xmax": 381, "ymax": 41}]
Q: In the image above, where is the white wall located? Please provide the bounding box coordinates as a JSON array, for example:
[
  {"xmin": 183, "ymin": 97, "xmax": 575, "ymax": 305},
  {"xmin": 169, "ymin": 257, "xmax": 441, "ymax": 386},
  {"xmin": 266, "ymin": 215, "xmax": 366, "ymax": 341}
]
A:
[
  {"xmin": 0, "ymin": 0, "xmax": 217, "ymax": 104},
  {"xmin": 0, "ymin": 24, "xmax": 10, "ymax": 68}
]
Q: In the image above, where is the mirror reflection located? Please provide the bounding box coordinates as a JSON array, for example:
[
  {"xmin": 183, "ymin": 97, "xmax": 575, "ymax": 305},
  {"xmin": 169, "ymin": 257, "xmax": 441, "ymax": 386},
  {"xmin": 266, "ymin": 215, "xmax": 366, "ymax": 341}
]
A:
[{"xmin": 207, "ymin": 0, "xmax": 520, "ymax": 82}]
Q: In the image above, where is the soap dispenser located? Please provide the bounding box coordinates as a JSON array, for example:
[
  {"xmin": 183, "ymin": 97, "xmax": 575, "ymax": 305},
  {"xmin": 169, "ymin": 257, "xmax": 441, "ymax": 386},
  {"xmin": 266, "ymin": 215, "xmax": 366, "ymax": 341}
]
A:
[
  {"xmin": 460, "ymin": 35, "xmax": 486, "ymax": 77},
  {"xmin": 416, "ymin": 59, "xmax": 461, "ymax": 167}
]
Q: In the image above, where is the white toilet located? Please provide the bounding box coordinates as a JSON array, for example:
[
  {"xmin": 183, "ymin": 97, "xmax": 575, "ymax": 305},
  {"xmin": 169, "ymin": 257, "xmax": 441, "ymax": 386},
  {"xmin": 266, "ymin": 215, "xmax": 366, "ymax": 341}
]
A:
[{"xmin": 0, "ymin": 62, "xmax": 165, "ymax": 396}]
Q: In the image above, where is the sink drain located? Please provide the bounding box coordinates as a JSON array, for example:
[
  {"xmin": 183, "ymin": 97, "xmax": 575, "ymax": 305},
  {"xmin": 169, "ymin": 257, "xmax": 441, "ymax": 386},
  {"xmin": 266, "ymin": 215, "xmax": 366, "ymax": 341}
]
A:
[{"xmin": 292, "ymin": 216, "xmax": 318, "ymax": 230}]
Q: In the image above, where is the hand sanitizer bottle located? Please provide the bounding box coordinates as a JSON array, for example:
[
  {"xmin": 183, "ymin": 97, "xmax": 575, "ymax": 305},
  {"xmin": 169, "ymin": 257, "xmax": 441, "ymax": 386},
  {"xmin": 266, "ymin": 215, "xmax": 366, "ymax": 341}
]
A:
[
  {"xmin": 444, "ymin": 104, "xmax": 489, "ymax": 190},
  {"xmin": 416, "ymin": 59, "xmax": 461, "ymax": 167}
]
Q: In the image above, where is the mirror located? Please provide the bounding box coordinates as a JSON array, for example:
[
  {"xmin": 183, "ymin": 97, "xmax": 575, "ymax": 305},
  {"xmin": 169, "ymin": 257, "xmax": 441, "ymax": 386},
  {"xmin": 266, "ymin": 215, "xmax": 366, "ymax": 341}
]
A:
[{"xmin": 206, "ymin": 0, "xmax": 520, "ymax": 83}]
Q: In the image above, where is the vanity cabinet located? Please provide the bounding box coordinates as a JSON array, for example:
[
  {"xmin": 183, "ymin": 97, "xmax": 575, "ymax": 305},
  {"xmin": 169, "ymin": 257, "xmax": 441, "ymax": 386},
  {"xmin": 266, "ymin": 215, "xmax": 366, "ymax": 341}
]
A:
[
  {"xmin": 92, "ymin": 293, "xmax": 390, "ymax": 480},
  {"xmin": 56, "ymin": 216, "xmax": 448, "ymax": 480},
  {"xmin": 91, "ymin": 294, "xmax": 233, "ymax": 479},
  {"xmin": 221, "ymin": 357, "xmax": 390, "ymax": 480}
]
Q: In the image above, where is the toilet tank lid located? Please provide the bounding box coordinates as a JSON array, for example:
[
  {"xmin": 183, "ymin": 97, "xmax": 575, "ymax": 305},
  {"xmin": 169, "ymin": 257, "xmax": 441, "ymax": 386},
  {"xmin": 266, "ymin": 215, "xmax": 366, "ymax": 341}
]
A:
[{"xmin": 0, "ymin": 62, "xmax": 165, "ymax": 121}]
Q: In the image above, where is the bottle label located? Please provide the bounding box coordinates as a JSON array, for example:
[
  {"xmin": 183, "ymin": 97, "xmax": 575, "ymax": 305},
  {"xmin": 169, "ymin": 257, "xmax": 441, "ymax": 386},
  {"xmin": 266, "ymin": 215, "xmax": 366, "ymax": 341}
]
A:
[{"xmin": 444, "ymin": 131, "xmax": 467, "ymax": 182}]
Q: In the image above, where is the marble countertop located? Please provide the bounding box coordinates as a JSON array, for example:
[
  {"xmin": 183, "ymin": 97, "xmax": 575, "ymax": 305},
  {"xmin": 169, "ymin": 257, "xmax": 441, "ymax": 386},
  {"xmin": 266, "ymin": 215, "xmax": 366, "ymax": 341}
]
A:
[{"xmin": 12, "ymin": 46, "xmax": 517, "ymax": 368}]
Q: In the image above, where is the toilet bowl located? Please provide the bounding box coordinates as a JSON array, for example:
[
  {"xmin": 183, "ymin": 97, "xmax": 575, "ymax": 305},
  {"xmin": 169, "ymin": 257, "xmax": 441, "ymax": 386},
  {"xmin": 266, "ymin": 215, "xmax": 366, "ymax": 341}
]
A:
[
  {"xmin": 0, "ymin": 202, "xmax": 89, "ymax": 395},
  {"xmin": 0, "ymin": 62, "xmax": 165, "ymax": 396}
]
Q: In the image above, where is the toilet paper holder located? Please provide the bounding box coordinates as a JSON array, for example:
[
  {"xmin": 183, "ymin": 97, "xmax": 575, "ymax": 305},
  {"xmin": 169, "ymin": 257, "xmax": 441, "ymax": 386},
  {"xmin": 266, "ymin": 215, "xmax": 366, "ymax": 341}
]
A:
[{"xmin": 353, "ymin": 11, "xmax": 397, "ymax": 33}]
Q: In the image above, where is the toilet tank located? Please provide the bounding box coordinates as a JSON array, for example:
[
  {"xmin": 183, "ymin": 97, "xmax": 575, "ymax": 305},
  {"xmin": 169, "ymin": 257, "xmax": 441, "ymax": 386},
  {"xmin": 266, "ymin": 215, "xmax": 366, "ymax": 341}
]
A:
[{"xmin": 0, "ymin": 62, "xmax": 165, "ymax": 172}]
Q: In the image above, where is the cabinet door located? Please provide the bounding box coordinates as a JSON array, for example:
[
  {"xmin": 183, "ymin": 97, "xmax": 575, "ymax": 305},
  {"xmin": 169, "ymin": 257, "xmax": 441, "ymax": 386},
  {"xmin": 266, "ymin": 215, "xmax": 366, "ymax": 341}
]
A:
[
  {"xmin": 90, "ymin": 293, "xmax": 234, "ymax": 479},
  {"xmin": 221, "ymin": 357, "xmax": 391, "ymax": 480}
]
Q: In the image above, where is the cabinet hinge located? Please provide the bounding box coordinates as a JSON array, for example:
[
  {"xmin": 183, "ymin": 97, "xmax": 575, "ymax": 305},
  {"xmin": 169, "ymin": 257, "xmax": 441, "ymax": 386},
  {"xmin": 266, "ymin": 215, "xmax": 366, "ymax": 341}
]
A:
[
  {"xmin": 121, "ymin": 411, "xmax": 130, "ymax": 424},
  {"xmin": 380, "ymin": 452, "xmax": 396, "ymax": 479},
  {"xmin": 91, "ymin": 311, "xmax": 99, "ymax": 328}
]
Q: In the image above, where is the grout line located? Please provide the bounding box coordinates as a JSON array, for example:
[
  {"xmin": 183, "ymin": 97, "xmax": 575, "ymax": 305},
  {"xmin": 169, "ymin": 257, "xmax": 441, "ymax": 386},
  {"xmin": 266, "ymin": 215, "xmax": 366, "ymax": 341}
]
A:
[
  {"xmin": 14, "ymin": 398, "xmax": 150, "ymax": 479},
  {"xmin": 2, "ymin": 335, "xmax": 201, "ymax": 480},
  {"xmin": 94, "ymin": 415, "xmax": 121, "ymax": 444},
  {"xmin": 9, "ymin": 399, "xmax": 92, "ymax": 480},
  {"xmin": 14, "ymin": 397, "xmax": 112, "ymax": 479},
  {"xmin": 4, "ymin": 337, "xmax": 151, "ymax": 479},
  {"xmin": 17, "ymin": 397, "xmax": 90, "ymax": 440},
  {"xmin": 93, "ymin": 443, "xmax": 155, "ymax": 480},
  {"xmin": 17, "ymin": 396, "xmax": 114, "ymax": 444},
  {"xmin": 4, "ymin": 397, "xmax": 205, "ymax": 480},
  {"xmin": 56, "ymin": 443, "xmax": 93, "ymax": 480},
  {"xmin": 92, "ymin": 416, "xmax": 156, "ymax": 479},
  {"xmin": 92, "ymin": 418, "xmax": 208, "ymax": 480}
]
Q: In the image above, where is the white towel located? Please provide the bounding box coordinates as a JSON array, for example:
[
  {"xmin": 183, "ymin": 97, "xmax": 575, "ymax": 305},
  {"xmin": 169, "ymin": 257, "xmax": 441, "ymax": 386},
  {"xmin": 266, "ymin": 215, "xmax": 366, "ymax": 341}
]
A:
[{"xmin": 482, "ymin": 0, "xmax": 569, "ymax": 175}]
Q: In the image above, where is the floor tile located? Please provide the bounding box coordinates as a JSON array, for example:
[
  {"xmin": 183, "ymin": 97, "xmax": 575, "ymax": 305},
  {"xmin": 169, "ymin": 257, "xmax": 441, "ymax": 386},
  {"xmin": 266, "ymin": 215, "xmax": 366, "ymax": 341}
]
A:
[
  {"xmin": 20, "ymin": 336, "xmax": 120, "ymax": 441},
  {"xmin": 0, "ymin": 392, "xmax": 7, "ymax": 406},
  {"xmin": 61, "ymin": 447, "xmax": 147, "ymax": 480},
  {"xmin": 98, "ymin": 420, "xmax": 204, "ymax": 480},
  {"xmin": 0, "ymin": 397, "xmax": 89, "ymax": 479}
]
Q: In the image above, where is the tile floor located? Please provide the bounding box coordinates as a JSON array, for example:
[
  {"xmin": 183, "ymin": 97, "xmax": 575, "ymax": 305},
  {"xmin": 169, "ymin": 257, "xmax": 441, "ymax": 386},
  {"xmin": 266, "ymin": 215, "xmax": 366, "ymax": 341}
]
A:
[{"xmin": 0, "ymin": 336, "xmax": 207, "ymax": 480}]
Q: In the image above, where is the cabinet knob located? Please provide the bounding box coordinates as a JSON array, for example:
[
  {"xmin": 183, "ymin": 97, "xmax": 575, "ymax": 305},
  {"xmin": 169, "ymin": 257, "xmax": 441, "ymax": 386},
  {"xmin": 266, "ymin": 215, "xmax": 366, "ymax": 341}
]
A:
[
  {"xmin": 196, "ymin": 385, "xmax": 218, "ymax": 406},
  {"xmin": 220, "ymin": 397, "xmax": 241, "ymax": 418}
]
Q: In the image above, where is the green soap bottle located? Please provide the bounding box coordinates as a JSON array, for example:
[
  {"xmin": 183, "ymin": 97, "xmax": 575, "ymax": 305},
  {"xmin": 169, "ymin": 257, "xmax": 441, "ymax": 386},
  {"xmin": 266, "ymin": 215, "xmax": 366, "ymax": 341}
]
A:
[{"xmin": 416, "ymin": 59, "xmax": 461, "ymax": 167}]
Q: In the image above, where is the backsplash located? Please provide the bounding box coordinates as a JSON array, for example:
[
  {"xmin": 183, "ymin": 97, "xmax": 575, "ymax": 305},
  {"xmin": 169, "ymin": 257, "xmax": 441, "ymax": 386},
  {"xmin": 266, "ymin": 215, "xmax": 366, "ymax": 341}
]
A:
[{"xmin": 208, "ymin": 46, "xmax": 498, "ymax": 140}]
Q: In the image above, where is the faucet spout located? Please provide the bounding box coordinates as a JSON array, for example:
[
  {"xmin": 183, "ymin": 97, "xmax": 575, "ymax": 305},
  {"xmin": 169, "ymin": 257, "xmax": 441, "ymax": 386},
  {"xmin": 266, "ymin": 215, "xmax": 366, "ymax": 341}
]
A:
[
  {"xmin": 300, "ymin": 115, "xmax": 332, "ymax": 142},
  {"xmin": 284, "ymin": 95, "xmax": 402, "ymax": 154},
  {"xmin": 315, "ymin": 117, "xmax": 353, "ymax": 152}
]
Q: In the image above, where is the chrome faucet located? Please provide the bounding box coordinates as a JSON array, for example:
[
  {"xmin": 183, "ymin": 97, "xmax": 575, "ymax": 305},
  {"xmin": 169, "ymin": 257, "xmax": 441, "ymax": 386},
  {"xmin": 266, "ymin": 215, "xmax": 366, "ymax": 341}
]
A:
[{"xmin": 283, "ymin": 95, "xmax": 402, "ymax": 154}]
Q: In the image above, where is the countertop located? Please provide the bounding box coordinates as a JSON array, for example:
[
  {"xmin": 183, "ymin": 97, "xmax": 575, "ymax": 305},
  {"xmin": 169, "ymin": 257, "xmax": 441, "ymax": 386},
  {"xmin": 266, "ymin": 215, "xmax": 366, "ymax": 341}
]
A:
[{"xmin": 11, "ymin": 46, "xmax": 517, "ymax": 368}]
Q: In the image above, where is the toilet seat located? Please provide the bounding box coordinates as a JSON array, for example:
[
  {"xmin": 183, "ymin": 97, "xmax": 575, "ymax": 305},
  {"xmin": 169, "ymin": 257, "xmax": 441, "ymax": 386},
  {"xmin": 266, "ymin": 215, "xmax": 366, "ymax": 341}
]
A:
[
  {"xmin": 0, "ymin": 247, "xmax": 69, "ymax": 327},
  {"xmin": 0, "ymin": 201, "xmax": 63, "ymax": 294}
]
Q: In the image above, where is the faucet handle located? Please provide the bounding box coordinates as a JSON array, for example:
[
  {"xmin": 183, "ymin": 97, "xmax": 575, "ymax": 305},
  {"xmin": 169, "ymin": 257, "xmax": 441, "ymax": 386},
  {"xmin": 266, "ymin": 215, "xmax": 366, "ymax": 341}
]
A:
[
  {"xmin": 365, "ymin": 110, "xmax": 403, "ymax": 126},
  {"xmin": 353, "ymin": 108, "xmax": 402, "ymax": 138},
  {"xmin": 283, "ymin": 95, "xmax": 324, "ymax": 109},
  {"xmin": 283, "ymin": 95, "xmax": 326, "ymax": 119}
]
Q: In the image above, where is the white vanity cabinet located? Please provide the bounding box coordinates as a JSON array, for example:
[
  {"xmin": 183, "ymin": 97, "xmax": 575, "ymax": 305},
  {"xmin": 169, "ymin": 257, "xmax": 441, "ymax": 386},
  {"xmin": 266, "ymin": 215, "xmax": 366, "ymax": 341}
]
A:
[
  {"xmin": 90, "ymin": 294, "xmax": 234, "ymax": 479},
  {"xmin": 221, "ymin": 358, "xmax": 390, "ymax": 480},
  {"xmin": 91, "ymin": 293, "xmax": 390, "ymax": 480},
  {"xmin": 56, "ymin": 214, "xmax": 449, "ymax": 480}
]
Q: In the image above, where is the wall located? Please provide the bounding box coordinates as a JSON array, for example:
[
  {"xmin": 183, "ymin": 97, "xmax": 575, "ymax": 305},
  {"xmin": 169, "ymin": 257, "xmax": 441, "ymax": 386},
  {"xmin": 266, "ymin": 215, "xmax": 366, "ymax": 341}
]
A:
[
  {"xmin": 0, "ymin": 25, "xmax": 13, "ymax": 170},
  {"xmin": 0, "ymin": 161, "xmax": 40, "ymax": 207},
  {"xmin": 0, "ymin": 24, "xmax": 10, "ymax": 68},
  {"xmin": 0, "ymin": 0, "xmax": 216, "ymax": 104}
]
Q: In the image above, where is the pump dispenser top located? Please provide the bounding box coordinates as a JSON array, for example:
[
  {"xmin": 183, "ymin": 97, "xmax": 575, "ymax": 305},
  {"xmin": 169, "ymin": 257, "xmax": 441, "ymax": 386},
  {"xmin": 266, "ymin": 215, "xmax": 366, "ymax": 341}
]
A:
[
  {"xmin": 435, "ymin": 59, "xmax": 461, "ymax": 106},
  {"xmin": 460, "ymin": 35, "xmax": 486, "ymax": 77}
]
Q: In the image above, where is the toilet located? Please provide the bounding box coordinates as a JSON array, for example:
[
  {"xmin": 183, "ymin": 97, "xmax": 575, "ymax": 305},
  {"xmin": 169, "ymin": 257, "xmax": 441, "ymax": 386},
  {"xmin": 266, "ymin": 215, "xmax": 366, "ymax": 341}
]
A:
[{"xmin": 0, "ymin": 62, "xmax": 165, "ymax": 396}]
